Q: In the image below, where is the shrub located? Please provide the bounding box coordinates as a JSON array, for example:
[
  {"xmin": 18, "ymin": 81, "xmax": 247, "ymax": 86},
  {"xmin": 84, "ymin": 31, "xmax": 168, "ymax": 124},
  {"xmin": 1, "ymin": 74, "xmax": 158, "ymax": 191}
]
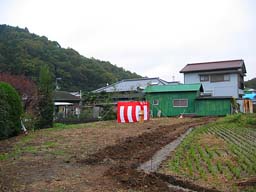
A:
[
  {"xmin": 21, "ymin": 113, "xmax": 37, "ymax": 131},
  {"xmin": 0, "ymin": 82, "xmax": 23, "ymax": 139},
  {"xmin": 37, "ymin": 65, "xmax": 53, "ymax": 129},
  {"xmin": 101, "ymin": 104, "xmax": 116, "ymax": 120},
  {"xmin": 223, "ymin": 113, "xmax": 243, "ymax": 124},
  {"xmin": 0, "ymin": 73, "xmax": 38, "ymax": 113},
  {"xmin": 245, "ymin": 114, "xmax": 256, "ymax": 126}
]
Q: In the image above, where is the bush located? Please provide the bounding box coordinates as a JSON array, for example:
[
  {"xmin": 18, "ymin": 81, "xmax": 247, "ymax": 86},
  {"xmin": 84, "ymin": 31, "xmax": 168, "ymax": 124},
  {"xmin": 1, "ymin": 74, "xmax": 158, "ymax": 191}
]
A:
[
  {"xmin": 222, "ymin": 113, "xmax": 256, "ymax": 127},
  {"xmin": 80, "ymin": 107, "xmax": 93, "ymax": 119},
  {"xmin": 21, "ymin": 113, "xmax": 38, "ymax": 131},
  {"xmin": 245, "ymin": 114, "xmax": 256, "ymax": 126},
  {"xmin": 0, "ymin": 82, "xmax": 23, "ymax": 139},
  {"xmin": 223, "ymin": 113, "xmax": 243, "ymax": 123},
  {"xmin": 101, "ymin": 104, "xmax": 116, "ymax": 121}
]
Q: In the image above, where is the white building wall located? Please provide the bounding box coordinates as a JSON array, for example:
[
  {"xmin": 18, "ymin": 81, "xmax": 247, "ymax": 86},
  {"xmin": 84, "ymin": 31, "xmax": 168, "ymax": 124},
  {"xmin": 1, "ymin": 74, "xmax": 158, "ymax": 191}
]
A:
[{"xmin": 184, "ymin": 73, "xmax": 240, "ymax": 98}]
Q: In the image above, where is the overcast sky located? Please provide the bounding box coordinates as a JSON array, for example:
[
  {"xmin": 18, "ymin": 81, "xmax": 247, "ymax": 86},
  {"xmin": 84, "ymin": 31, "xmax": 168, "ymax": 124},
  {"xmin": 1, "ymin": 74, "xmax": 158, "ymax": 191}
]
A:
[{"xmin": 0, "ymin": 0, "xmax": 255, "ymax": 82}]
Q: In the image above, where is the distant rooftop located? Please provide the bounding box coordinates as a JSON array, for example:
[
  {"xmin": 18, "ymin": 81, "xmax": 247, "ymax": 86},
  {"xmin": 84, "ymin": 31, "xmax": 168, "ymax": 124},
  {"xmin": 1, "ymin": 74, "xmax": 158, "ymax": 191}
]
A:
[
  {"xmin": 92, "ymin": 77, "xmax": 173, "ymax": 93},
  {"xmin": 53, "ymin": 91, "xmax": 81, "ymax": 101},
  {"xmin": 180, "ymin": 59, "xmax": 246, "ymax": 74}
]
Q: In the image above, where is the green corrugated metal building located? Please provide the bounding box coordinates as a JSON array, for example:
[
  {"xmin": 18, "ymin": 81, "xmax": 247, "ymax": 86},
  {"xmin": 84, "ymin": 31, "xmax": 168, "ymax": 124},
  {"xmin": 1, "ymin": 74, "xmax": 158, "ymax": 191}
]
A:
[
  {"xmin": 195, "ymin": 97, "xmax": 232, "ymax": 116},
  {"xmin": 144, "ymin": 84, "xmax": 203, "ymax": 117},
  {"xmin": 144, "ymin": 83, "xmax": 232, "ymax": 117}
]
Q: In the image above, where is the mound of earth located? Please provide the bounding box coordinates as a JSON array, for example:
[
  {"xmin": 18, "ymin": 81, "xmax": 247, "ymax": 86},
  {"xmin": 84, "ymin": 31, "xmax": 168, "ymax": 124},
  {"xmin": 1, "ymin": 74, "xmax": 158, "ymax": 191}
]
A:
[{"xmin": 80, "ymin": 117, "xmax": 216, "ymax": 192}]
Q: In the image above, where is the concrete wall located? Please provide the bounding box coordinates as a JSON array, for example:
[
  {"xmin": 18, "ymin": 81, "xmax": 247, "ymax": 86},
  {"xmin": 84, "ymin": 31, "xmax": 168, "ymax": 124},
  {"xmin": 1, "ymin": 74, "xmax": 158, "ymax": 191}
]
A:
[{"xmin": 184, "ymin": 73, "xmax": 242, "ymax": 98}]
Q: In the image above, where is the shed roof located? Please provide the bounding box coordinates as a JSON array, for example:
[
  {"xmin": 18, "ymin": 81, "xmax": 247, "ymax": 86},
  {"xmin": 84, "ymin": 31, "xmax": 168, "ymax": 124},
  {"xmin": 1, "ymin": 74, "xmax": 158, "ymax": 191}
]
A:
[
  {"xmin": 180, "ymin": 59, "xmax": 246, "ymax": 73},
  {"xmin": 53, "ymin": 91, "xmax": 81, "ymax": 102},
  {"xmin": 144, "ymin": 83, "xmax": 203, "ymax": 93}
]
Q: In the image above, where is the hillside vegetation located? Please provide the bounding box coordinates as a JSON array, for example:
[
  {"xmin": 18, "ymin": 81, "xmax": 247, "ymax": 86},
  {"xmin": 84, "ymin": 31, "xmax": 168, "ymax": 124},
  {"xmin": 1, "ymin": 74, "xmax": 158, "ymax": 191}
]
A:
[
  {"xmin": 245, "ymin": 78, "xmax": 256, "ymax": 89},
  {"xmin": 0, "ymin": 24, "xmax": 140, "ymax": 91}
]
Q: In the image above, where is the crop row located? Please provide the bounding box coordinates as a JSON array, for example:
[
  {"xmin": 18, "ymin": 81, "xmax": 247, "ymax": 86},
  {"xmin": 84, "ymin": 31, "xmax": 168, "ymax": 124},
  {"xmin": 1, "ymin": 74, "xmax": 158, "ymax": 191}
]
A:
[{"xmin": 165, "ymin": 116, "xmax": 256, "ymax": 185}]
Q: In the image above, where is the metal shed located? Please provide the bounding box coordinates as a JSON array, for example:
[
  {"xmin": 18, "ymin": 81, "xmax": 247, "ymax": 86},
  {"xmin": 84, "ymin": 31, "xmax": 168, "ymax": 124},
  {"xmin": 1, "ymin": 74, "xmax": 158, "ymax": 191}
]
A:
[
  {"xmin": 144, "ymin": 84, "xmax": 203, "ymax": 117},
  {"xmin": 195, "ymin": 97, "xmax": 232, "ymax": 116}
]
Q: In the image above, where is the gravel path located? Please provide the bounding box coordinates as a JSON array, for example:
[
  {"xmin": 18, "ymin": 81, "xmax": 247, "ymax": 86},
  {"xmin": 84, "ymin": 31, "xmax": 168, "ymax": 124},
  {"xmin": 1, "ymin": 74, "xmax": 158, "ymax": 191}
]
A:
[{"xmin": 138, "ymin": 128, "xmax": 193, "ymax": 173}]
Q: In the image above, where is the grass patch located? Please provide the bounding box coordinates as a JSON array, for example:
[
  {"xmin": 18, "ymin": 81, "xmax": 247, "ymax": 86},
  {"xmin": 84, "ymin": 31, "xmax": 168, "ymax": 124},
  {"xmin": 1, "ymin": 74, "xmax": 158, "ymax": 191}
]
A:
[
  {"xmin": 50, "ymin": 149, "xmax": 66, "ymax": 156},
  {"xmin": 42, "ymin": 141, "xmax": 57, "ymax": 148},
  {"xmin": 0, "ymin": 121, "xmax": 104, "ymax": 161},
  {"xmin": 0, "ymin": 153, "xmax": 8, "ymax": 160}
]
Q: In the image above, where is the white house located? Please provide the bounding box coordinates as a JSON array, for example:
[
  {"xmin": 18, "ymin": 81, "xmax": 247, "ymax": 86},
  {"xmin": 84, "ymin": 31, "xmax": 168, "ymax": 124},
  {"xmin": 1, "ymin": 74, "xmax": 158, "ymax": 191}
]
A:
[{"xmin": 180, "ymin": 59, "xmax": 247, "ymax": 98}]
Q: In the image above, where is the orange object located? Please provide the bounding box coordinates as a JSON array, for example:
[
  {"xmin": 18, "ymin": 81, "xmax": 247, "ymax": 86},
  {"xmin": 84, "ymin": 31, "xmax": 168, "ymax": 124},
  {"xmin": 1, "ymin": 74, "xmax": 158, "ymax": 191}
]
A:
[{"xmin": 139, "ymin": 110, "xmax": 144, "ymax": 122}]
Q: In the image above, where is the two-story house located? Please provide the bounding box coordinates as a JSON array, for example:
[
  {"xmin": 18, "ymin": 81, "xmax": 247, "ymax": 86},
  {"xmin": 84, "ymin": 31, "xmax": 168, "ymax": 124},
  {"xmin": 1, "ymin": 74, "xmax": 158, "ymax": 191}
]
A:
[{"xmin": 180, "ymin": 60, "xmax": 247, "ymax": 98}]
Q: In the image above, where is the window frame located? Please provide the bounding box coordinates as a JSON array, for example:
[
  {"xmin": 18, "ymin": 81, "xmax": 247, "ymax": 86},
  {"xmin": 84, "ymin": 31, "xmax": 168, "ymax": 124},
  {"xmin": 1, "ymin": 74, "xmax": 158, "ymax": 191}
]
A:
[
  {"xmin": 200, "ymin": 75, "xmax": 209, "ymax": 82},
  {"xmin": 210, "ymin": 74, "xmax": 230, "ymax": 82},
  {"xmin": 172, "ymin": 99, "xmax": 188, "ymax": 107},
  {"xmin": 153, "ymin": 99, "xmax": 159, "ymax": 105}
]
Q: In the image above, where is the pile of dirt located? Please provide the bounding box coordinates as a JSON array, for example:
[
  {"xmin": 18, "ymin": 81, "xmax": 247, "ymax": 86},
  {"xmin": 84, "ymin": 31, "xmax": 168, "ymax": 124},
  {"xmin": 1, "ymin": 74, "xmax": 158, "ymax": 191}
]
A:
[
  {"xmin": 155, "ymin": 172, "xmax": 221, "ymax": 192},
  {"xmin": 79, "ymin": 117, "xmax": 216, "ymax": 192},
  {"xmin": 107, "ymin": 165, "xmax": 172, "ymax": 192}
]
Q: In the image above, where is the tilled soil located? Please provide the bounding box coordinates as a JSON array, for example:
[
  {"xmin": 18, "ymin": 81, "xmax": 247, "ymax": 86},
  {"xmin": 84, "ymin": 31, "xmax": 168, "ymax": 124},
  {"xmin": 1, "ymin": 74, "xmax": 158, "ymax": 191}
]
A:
[
  {"xmin": 0, "ymin": 117, "xmax": 217, "ymax": 192},
  {"xmin": 80, "ymin": 117, "xmax": 217, "ymax": 192}
]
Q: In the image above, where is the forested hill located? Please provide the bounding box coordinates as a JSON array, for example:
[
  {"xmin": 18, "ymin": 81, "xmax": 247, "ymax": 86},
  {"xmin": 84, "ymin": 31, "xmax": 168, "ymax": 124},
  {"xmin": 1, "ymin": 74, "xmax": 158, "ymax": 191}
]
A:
[
  {"xmin": 0, "ymin": 24, "xmax": 141, "ymax": 91},
  {"xmin": 245, "ymin": 78, "xmax": 256, "ymax": 89}
]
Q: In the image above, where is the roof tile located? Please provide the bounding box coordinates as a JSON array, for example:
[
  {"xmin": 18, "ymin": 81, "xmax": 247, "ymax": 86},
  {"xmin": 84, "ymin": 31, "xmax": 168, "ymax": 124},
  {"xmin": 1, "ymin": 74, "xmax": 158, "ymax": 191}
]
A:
[{"xmin": 180, "ymin": 59, "xmax": 245, "ymax": 73}]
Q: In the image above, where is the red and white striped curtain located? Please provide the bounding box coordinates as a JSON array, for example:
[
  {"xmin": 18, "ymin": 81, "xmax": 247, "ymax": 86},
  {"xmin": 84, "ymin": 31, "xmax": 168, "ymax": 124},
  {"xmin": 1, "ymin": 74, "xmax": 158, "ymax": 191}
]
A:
[{"xmin": 117, "ymin": 101, "xmax": 150, "ymax": 123}]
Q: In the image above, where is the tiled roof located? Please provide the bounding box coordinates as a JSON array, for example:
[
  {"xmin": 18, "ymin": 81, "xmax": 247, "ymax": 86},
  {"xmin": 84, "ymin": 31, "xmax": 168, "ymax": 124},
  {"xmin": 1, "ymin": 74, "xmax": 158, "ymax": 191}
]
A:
[
  {"xmin": 144, "ymin": 83, "xmax": 203, "ymax": 93},
  {"xmin": 93, "ymin": 77, "xmax": 170, "ymax": 93},
  {"xmin": 180, "ymin": 59, "xmax": 246, "ymax": 73},
  {"xmin": 53, "ymin": 91, "xmax": 81, "ymax": 101}
]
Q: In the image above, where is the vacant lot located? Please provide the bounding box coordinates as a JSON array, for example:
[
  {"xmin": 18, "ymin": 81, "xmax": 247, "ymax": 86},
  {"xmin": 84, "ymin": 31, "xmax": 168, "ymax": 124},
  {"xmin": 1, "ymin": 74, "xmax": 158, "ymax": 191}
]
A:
[
  {"xmin": 0, "ymin": 117, "xmax": 217, "ymax": 192},
  {"xmin": 159, "ymin": 114, "xmax": 256, "ymax": 192}
]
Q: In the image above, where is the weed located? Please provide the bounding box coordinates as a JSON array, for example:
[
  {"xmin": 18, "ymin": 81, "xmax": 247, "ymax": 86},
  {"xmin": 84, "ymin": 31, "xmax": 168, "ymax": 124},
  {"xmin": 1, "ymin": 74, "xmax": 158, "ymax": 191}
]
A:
[
  {"xmin": 50, "ymin": 150, "xmax": 65, "ymax": 156},
  {"xmin": 216, "ymin": 161, "xmax": 223, "ymax": 174},
  {"xmin": 0, "ymin": 153, "xmax": 8, "ymax": 161},
  {"xmin": 23, "ymin": 146, "xmax": 38, "ymax": 154},
  {"xmin": 43, "ymin": 141, "xmax": 57, "ymax": 148}
]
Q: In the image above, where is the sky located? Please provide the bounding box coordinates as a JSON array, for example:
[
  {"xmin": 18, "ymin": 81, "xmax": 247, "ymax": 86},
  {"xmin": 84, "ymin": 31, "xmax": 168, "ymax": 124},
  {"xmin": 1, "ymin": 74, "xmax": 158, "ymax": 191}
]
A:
[{"xmin": 0, "ymin": 0, "xmax": 255, "ymax": 82}]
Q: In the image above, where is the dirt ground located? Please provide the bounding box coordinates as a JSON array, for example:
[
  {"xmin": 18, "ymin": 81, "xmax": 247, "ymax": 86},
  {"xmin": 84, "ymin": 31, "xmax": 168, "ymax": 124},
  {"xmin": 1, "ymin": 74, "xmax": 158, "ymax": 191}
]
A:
[{"xmin": 0, "ymin": 117, "xmax": 216, "ymax": 192}]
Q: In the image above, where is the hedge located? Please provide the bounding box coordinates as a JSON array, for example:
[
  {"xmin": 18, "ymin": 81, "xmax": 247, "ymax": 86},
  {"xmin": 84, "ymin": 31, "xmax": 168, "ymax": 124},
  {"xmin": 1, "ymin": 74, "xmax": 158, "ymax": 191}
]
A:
[{"xmin": 0, "ymin": 82, "xmax": 23, "ymax": 139}]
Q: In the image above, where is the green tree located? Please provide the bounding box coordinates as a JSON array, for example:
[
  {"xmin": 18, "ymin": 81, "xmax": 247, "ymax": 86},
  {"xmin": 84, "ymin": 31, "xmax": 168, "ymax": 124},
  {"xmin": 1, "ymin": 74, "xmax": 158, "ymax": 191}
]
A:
[
  {"xmin": 0, "ymin": 82, "xmax": 23, "ymax": 139},
  {"xmin": 245, "ymin": 77, "xmax": 256, "ymax": 89},
  {"xmin": 37, "ymin": 65, "xmax": 54, "ymax": 128},
  {"xmin": 0, "ymin": 24, "xmax": 141, "ymax": 91}
]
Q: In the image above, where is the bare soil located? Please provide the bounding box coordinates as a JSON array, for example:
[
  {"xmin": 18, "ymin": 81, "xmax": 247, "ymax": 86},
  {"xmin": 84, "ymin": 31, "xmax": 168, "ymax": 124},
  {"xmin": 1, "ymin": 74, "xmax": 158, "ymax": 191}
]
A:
[{"xmin": 0, "ymin": 117, "xmax": 216, "ymax": 192}]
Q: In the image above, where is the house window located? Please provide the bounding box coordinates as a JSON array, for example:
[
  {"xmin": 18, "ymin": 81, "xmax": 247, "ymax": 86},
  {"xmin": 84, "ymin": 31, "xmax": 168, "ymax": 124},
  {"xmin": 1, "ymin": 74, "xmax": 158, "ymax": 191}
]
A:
[
  {"xmin": 200, "ymin": 75, "xmax": 209, "ymax": 82},
  {"xmin": 173, "ymin": 99, "xmax": 188, "ymax": 107},
  {"xmin": 210, "ymin": 74, "xmax": 230, "ymax": 82},
  {"xmin": 153, "ymin": 99, "xmax": 159, "ymax": 105}
]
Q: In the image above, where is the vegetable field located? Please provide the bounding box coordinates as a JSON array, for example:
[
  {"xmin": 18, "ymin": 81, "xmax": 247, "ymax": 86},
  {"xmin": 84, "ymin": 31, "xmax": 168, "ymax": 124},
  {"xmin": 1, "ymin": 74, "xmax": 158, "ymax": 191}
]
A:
[{"xmin": 159, "ymin": 114, "xmax": 256, "ymax": 191}]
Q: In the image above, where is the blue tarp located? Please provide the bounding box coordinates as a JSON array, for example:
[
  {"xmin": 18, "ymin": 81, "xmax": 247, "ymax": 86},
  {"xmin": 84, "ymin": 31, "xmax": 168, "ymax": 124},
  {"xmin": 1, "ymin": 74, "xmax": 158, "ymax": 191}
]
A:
[{"xmin": 243, "ymin": 93, "xmax": 256, "ymax": 100}]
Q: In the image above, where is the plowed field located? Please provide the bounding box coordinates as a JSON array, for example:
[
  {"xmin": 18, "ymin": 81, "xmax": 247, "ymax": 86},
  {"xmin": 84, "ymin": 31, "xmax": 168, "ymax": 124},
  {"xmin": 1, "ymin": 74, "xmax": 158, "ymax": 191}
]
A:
[{"xmin": 0, "ymin": 117, "xmax": 215, "ymax": 192}]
